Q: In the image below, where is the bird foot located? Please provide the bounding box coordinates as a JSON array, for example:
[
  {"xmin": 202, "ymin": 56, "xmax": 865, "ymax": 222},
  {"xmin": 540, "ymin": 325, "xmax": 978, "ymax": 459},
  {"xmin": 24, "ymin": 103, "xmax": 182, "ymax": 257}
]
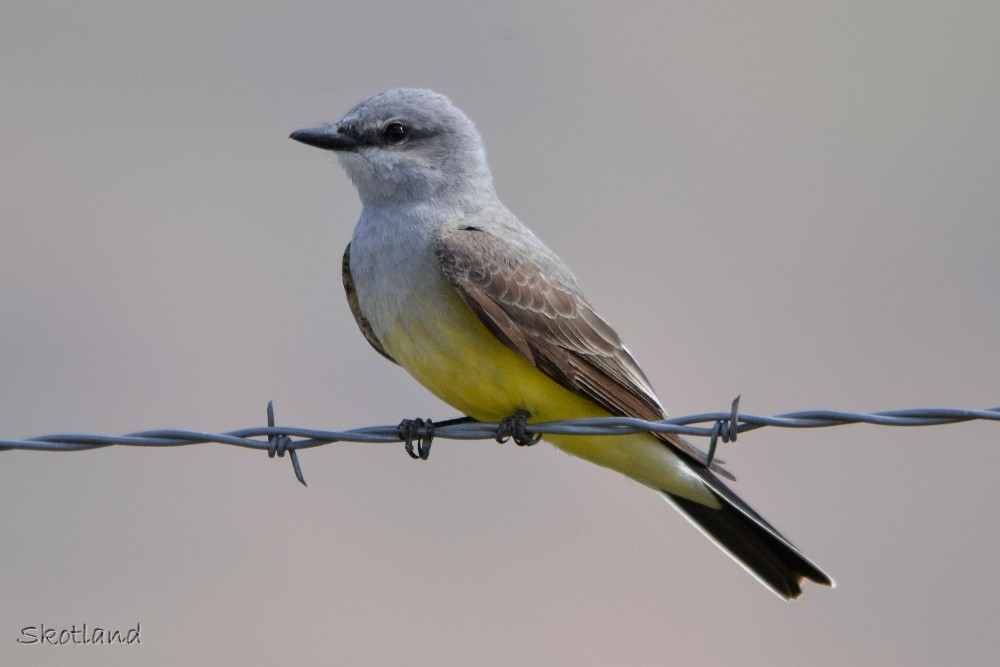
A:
[
  {"xmin": 496, "ymin": 410, "xmax": 541, "ymax": 446},
  {"xmin": 397, "ymin": 418, "xmax": 434, "ymax": 460}
]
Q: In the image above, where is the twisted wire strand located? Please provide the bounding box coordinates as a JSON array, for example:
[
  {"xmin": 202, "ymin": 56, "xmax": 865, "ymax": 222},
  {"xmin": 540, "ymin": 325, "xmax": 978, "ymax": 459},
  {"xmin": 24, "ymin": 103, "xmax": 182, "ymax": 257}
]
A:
[{"xmin": 3, "ymin": 401, "xmax": 998, "ymax": 486}]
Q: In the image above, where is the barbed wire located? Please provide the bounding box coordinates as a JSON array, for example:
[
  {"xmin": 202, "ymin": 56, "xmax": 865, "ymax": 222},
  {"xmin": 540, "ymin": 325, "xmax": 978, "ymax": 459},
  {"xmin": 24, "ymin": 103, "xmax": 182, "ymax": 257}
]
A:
[{"xmin": 2, "ymin": 398, "xmax": 998, "ymax": 486}]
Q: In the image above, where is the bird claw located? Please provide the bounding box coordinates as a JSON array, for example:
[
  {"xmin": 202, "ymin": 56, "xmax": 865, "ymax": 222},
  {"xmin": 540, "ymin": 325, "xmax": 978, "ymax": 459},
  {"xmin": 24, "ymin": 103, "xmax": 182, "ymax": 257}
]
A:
[
  {"xmin": 496, "ymin": 410, "xmax": 541, "ymax": 446},
  {"xmin": 397, "ymin": 418, "xmax": 433, "ymax": 460}
]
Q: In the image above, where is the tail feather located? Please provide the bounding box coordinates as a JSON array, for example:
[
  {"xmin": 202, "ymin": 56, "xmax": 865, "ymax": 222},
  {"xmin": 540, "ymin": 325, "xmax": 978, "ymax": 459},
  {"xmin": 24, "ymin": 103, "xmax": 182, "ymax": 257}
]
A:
[{"xmin": 660, "ymin": 477, "xmax": 834, "ymax": 600}]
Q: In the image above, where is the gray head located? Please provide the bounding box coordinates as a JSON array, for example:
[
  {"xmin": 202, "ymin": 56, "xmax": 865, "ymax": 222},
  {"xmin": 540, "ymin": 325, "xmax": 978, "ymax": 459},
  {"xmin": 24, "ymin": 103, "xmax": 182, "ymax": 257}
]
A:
[{"xmin": 291, "ymin": 88, "xmax": 494, "ymax": 209}]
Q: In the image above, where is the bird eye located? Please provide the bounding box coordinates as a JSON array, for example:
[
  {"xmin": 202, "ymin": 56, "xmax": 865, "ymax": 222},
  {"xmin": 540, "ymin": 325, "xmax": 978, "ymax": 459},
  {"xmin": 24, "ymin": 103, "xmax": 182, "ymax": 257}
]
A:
[{"xmin": 383, "ymin": 122, "xmax": 409, "ymax": 144}]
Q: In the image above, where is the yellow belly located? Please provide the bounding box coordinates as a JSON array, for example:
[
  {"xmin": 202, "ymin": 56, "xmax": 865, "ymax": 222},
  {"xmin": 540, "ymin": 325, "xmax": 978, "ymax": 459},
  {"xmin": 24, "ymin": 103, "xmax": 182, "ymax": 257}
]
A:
[{"xmin": 380, "ymin": 292, "xmax": 715, "ymax": 505}]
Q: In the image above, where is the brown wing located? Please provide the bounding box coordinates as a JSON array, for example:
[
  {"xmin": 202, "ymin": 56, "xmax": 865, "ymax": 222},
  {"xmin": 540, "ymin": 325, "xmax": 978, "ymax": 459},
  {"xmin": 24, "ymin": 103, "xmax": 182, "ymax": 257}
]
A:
[
  {"xmin": 435, "ymin": 223, "xmax": 730, "ymax": 475},
  {"xmin": 342, "ymin": 243, "xmax": 396, "ymax": 363}
]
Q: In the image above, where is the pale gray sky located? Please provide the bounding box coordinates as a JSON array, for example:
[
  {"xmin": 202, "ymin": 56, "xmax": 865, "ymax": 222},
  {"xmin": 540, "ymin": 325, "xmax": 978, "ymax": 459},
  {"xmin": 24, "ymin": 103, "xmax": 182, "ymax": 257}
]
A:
[{"xmin": 2, "ymin": 2, "xmax": 999, "ymax": 665}]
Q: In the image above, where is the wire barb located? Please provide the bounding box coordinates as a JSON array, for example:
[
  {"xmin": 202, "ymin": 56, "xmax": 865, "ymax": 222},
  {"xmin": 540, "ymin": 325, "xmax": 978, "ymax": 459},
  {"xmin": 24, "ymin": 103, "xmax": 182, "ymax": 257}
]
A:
[
  {"xmin": 266, "ymin": 401, "xmax": 306, "ymax": 486},
  {"xmin": 707, "ymin": 395, "xmax": 741, "ymax": 468}
]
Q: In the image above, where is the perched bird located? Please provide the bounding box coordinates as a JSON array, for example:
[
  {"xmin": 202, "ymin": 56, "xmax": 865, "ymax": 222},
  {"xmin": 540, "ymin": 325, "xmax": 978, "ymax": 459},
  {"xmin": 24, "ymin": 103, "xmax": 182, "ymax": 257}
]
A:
[{"xmin": 291, "ymin": 88, "xmax": 833, "ymax": 599}]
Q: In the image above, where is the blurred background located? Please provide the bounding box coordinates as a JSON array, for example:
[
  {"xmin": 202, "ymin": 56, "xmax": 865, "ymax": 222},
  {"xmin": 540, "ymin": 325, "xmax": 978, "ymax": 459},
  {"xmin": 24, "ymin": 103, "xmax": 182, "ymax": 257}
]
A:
[{"xmin": 2, "ymin": 2, "xmax": 998, "ymax": 665}]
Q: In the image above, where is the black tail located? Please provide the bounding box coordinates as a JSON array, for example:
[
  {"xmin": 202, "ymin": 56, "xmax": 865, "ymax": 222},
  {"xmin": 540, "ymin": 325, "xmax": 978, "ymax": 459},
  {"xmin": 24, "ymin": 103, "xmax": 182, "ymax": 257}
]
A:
[{"xmin": 661, "ymin": 474, "xmax": 834, "ymax": 600}]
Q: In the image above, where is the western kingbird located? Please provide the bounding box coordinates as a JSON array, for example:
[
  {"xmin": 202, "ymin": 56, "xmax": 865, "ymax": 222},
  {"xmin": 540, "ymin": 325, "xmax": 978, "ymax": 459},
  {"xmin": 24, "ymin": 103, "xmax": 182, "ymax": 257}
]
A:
[{"xmin": 291, "ymin": 88, "xmax": 833, "ymax": 599}]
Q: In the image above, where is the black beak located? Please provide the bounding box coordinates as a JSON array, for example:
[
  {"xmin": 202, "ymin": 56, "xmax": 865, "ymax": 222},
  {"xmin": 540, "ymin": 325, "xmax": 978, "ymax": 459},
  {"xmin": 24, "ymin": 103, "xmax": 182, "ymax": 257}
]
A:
[{"xmin": 289, "ymin": 125, "xmax": 359, "ymax": 152}]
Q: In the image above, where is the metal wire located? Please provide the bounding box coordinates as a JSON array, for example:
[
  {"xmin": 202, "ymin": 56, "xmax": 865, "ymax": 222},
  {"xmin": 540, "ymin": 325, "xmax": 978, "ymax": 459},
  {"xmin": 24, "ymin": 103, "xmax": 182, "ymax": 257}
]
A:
[{"xmin": 3, "ymin": 399, "xmax": 998, "ymax": 487}]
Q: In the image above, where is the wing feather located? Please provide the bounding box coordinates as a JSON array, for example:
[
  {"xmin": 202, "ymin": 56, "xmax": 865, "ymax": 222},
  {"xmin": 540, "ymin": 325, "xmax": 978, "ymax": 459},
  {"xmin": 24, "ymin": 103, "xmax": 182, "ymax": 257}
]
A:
[
  {"xmin": 435, "ymin": 223, "xmax": 731, "ymax": 476},
  {"xmin": 342, "ymin": 243, "xmax": 397, "ymax": 363}
]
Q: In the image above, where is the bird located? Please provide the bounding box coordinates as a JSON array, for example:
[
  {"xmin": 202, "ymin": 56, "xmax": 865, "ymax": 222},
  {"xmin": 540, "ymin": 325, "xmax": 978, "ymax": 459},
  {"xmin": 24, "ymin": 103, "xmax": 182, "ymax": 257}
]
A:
[{"xmin": 290, "ymin": 88, "xmax": 833, "ymax": 599}]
